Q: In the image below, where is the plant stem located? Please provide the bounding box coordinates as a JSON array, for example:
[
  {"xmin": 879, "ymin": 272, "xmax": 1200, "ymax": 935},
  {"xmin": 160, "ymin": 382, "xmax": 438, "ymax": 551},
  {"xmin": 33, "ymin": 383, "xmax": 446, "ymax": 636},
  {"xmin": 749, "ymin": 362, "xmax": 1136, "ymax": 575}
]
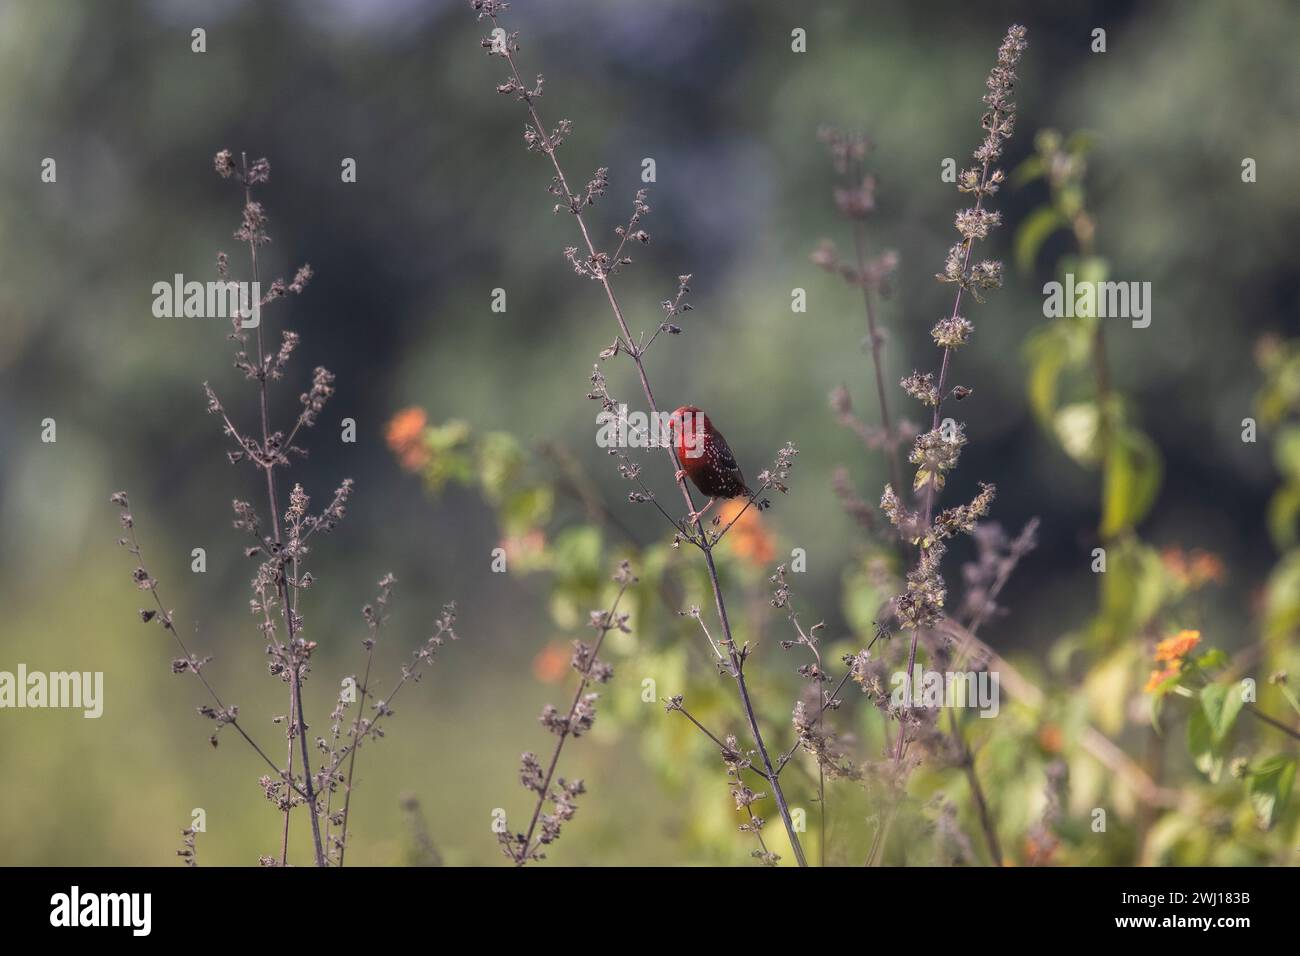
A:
[
  {"xmin": 241, "ymin": 153, "xmax": 325, "ymax": 867},
  {"xmin": 948, "ymin": 708, "xmax": 1002, "ymax": 864},
  {"xmin": 894, "ymin": 636, "xmax": 921, "ymax": 765},
  {"xmin": 893, "ymin": 154, "xmax": 995, "ymax": 771},
  {"xmin": 1245, "ymin": 703, "xmax": 1300, "ymax": 742},
  {"xmin": 517, "ymin": 580, "xmax": 631, "ymax": 864},
  {"xmin": 489, "ymin": 20, "xmax": 807, "ymax": 867},
  {"xmin": 336, "ymin": 618, "xmax": 380, "ymax": 867},
  {"xmin": 280, "ymin": 731, "xmax": 294, "ymax": 864},
  {"xmin": 849, "ymin": 187, "xmax": 902, "ymax": 496},
  {"xmin": 921, "ymin": 155, "xmax": 992, "ymax": 525}
]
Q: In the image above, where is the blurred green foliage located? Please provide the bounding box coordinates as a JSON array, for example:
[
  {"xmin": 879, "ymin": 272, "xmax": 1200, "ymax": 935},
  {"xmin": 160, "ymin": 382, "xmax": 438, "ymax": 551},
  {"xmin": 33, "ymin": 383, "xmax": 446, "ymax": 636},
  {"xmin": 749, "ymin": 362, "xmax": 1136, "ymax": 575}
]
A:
[{"xmin": 1, "ymin": 0, "xmax": 1299, "ymax": 865}]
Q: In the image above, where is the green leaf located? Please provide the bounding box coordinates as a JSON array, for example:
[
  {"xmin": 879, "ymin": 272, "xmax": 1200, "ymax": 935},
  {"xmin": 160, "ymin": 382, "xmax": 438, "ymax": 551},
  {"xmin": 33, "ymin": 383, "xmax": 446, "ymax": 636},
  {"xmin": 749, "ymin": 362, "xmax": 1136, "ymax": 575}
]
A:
[
  {"xmin": 1273, "ymin": 426, "xmax": 1300, "ymax": 482},
  {"xmin": 553, "ymin": 522, "xmax": 603, "ymax": 574},
  {"xmin": 477, "ymin": 431, "xmax": 525, "ymax": 503},
  {"xmin": 1025, "ymin": 331, "xmax": 1068, "ymax": 429},
  {"xmin": 1075, "ymin": 255, "xmax": 1110, "ymax": 286},
  {"xmin": 1193, "ymin": 648, "xmax": 1229, "ymax": 672},
  {"xmin": 1256, "ymin": 348, "xmax": 1300, "ymax": 426},
  {"xmin": 1247, "ymin": 756, "xmax": 1297, "ymax": 830},
  {"xmin": 1100, "ymin": 427, "xmax": 1162, "ymax": 538},
  {"xmin": 842, "ymin": 560, "xmax": 891, "ymax": 638},
  {"xmin": 1023, "ymin": 323, "xmax": 1089, "ymax": 429},
  {"xmin": 1144, "ymin": 812, "xmax": 1199, "ymax": 865},
  {"xmin": 546, "ymin": 525, "xmax": 607, "ymax": 628},
  {"xmin": 419, "ymin": 419, "xmax": 475, "ymax": 492},
  {"xmin": 1096, "ymin": 537, "xmax": 1166, "ymax": 645},
  {"xmin": 1199, "ymin": 683, "xmax": 1245, "ymax": 743},
  {"xmin": 1064, "ymin": 130, "xmax": 1098, "ymax": 157},
  {"xmin": 426, "ymin": 419, "xmax": 471, "ymax": 452},
  {"xmin": 1263, "ymin": 551, "xmax": 1300, "ymax": 641},
  {"xmin": 1186, "ymin": 707, "xmax": 1222, "ymax": 782},
  {"xmin": 1014, "ymin": 206, "xmax": 1065, "ymax": 275},
  {"xmin": 1084, "ymin": 645, "xmax": 1137, "ymax": 735},
  {"xmin": 1066, "ymin": 256, "xmax": 1110, "ymax": 323},
  {"xmin": 1033, "ymin": 128, "xmax": 1063, "ymax": 157},
  {"xmin": 1267, "ymin": 482, "xmax": 1300, "ymax": 551},
  {"xmin": 499, "ymin": 484, "xmax": 554, "ymax": 538},
  {"xmin": 1010, "ymin": 153, "xmax": 1045, "ymax": 187},
  {"xmin": 1054, "ymin": 402, "xmax": 1101, "ymax": 466},
  {"xmin": 1058, "ymin": 183, "xmax": 1084, "ymax": 220}
]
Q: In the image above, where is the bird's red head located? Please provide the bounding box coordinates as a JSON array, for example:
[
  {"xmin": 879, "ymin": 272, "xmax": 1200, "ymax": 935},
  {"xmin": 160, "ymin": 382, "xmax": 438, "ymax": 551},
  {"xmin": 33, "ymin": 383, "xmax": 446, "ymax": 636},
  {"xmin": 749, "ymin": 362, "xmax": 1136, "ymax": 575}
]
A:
[{"xmin": 667, "ymin": 405, "xmax": 710, "ymax": 461}]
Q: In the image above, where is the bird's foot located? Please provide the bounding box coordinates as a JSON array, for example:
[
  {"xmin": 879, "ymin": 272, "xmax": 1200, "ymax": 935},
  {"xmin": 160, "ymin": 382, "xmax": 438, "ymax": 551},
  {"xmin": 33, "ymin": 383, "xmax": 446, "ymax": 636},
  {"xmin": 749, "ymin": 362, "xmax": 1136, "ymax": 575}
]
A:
[
  {"xmin": 687, "ymin": 498, "xmax": 717, "ymax": 526},
  {"xmin": 674, "ymin": 469, "xmax": 686, "ymax": 483}
]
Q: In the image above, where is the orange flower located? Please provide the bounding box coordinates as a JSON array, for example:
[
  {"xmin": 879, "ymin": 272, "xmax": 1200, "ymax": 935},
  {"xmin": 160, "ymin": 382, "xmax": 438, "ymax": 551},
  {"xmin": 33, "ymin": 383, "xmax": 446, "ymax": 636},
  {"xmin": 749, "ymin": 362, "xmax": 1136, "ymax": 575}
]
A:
[
  {"xmin": 716, "ymin": 499, "xmax": 775, "ymax": 567},
  {"xmin": 1187, "ymin": 551, "xmax": 1226, "ymax": 587},
  {"xmin": 1160, "ymin": 546, "xmax": 1188, "ymax": 582},
  {"xmin": 532, "ymin": 641, "xmax": 571, "ymax": 684},
  {"xmin": 1023, "ymin": 831, "xmax": 1058, "ymax": 866},
  {"xmin": 385, "ymin": 406, "xmax": 429, "ymax": 472},
  {"xmin": 1154, "ymin": 629, "xmax": 1201, "ymax": 664},
  {"xmin": 1036, "ymin": 723, "xmax": 1063, "ymax": 754},
  {"xmin": 1161, "ymin": 546, "xmax": 1226, "ymax": 590}
]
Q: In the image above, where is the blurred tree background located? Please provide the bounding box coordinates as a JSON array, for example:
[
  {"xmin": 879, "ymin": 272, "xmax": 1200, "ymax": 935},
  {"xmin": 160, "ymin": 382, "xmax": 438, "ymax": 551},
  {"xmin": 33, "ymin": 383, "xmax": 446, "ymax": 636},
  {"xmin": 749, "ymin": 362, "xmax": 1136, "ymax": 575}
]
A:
[{"xmin": 0, "ymin": 0, "xmax": 1297, "ymax": 865}]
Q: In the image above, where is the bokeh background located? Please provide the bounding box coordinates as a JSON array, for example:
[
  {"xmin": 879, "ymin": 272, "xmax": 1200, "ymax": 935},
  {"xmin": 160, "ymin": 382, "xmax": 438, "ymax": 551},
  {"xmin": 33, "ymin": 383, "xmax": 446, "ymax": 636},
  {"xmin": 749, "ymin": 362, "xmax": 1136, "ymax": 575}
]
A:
[{"xmin": 1, "ymin": 0, "xmax": 1298, "ymax": 865}]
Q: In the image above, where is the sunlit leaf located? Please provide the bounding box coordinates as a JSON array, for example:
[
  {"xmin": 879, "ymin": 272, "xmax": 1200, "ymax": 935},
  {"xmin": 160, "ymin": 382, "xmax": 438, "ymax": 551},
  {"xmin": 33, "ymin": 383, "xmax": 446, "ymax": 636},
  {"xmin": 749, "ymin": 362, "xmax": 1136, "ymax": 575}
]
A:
[
  {"xmin": 1267, "ymin": 482, "xmax": 1300, "ymax": 551},
  {"xmin": 499, "ymin": 484, "xmax": 554, "ymax": 538},
  {"xmin": 1247, "ymin": 755, "xmax": 1296, "ymax": 830},
  {"xmin": 1256, "ymin": 349, "xmax": 1300, "ymax": 426},
  {"xmin": 1193, "ymin": 648, "xmax": 1229, "ymax": 671},
  {"xmin": 1097, "ymin": 537, "xmax": 1165, "ymax": 646},
  {"xmin": 1065, "ymin": 130, "xmax": 1098, "ymax": 156},
  {"xmin": 1058, "ymin": 183, "xmax": 1083, "ymax": 219},
  {"xmin": 1186, "ymin": 707, "xmax": 1222, "ymax": 782},
  {"xmin": 1010, "ymin": 153, "xmax": 1045, "ymax": 186},
  {"xmin": 1100, "ymin": 427, "xmax": 1162, "ymax": 538},
  {"xmin": 1263, "ymin": 551, "xmax": 1300, "ymax": 641},
  {"xmin": 1054, "ymin": 402, "xmax": 1101, "ymax": 465},
  {"xmin": 1024, "ymin": 323, "xmax": 1089, "ymax": 429},
  {"xmin": 478, "ymin": 430, "xmax": 525, "ymax": 502},
  {"xmin": 1014, "ymin": 206, "xmax": 1065, "ymax": 275},
  {"xmin": 1084, "ymin": 644, "xmax": 1136, "ymax": 735},
  {"xmin": 1273, "ymin": 427, "xmax": 1300, "ymax": 482},
  {"xmin": 551, "ymin": 525, "xmax": 603, "ymax": 584},
  {"xmin": 1199, "ymin": 682, "xmax": 1245, "ymax": 743}
]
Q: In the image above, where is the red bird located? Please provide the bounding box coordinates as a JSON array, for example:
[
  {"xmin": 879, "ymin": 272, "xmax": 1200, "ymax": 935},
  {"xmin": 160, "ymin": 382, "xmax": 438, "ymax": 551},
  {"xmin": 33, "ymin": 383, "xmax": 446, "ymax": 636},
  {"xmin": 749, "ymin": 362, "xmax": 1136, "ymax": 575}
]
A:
[{"xmin": 667, "ymin": 405, "xmax": 751, "ymax": 523}]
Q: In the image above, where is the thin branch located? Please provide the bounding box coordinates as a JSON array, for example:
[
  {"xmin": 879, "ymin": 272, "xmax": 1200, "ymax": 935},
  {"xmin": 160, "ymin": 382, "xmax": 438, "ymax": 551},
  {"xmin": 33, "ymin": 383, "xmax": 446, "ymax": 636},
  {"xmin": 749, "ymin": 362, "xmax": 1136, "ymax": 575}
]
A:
[
  {"xmin": 112, "ymin": 505, "xmax": 301, "ymax": 796},
  {"xmin": 317, "ymin": 607, "xmax": 458, "ymax": 786},
  {"xmin": 1244, "ymin": 703, "xmax": 1300, "ymax": 742},
  {"xmin": 513, "ymin": 574, "xmax": 633, "ymax": 864},
  {"xmin": 334, "ymin": 576, "xmax": 391, "ymax": 867}
]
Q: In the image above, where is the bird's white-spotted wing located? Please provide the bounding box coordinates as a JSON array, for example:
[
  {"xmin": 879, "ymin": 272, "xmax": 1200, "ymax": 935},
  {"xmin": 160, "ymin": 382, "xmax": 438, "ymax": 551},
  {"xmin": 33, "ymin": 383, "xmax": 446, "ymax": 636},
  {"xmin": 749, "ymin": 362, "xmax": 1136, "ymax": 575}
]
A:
[{"xmin": 709, "ymin": 430, "xmax": 748, "ymax": 496}]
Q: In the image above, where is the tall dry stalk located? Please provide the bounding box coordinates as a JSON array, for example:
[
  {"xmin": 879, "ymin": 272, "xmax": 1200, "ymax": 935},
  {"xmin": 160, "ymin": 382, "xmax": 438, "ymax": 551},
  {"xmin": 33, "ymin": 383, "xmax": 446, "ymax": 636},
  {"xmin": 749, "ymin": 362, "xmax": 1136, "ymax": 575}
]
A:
[
  {"xmin": 864, "ymin": 24, "xmax": 1028, "ymax": 865},
  {"xmin": 113, "ymin": 151, "xmax": 459, "ymax": 866},
  {"xmin": 470, "ymin": 0, "xmax": 808, "ymax": 865},
  {"xmin": 499, "ymin": 561, "xmax": 635, "ymax": 865}
]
